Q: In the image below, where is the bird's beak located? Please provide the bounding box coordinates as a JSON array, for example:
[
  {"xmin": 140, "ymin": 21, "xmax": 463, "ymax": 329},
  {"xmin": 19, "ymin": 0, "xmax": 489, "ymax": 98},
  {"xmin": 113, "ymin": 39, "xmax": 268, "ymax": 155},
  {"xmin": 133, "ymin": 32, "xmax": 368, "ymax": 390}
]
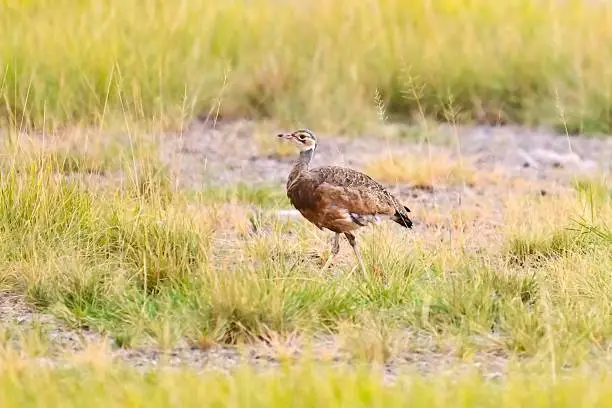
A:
[{"xmin": 277, "ymin": 132, "xmax": 294, "ymax": 140}]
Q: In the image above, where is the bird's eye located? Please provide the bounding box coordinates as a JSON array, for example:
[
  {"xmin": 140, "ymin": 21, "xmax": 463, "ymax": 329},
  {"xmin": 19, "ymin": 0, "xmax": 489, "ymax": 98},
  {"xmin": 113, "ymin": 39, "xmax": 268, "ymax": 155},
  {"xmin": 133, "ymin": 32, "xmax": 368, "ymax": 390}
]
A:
[{"xmin": 298, "ymin": 135, "xmax": 306, "ymax": 140}]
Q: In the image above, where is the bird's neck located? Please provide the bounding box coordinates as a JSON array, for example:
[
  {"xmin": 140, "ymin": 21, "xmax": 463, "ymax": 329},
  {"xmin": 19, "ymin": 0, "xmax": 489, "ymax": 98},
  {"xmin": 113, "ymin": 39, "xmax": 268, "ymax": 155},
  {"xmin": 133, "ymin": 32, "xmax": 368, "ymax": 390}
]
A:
[{"xmin": 288, "ymin": 148, "xmax": 314, "ymax": 186}]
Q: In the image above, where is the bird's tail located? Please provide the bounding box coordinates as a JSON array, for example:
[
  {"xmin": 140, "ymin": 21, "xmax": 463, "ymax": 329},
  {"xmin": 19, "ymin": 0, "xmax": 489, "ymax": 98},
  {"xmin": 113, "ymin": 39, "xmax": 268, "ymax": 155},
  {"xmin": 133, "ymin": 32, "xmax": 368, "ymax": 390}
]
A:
[{"xmin": 392, "ymin": 205, "xmax": 413, "ymax": 229}]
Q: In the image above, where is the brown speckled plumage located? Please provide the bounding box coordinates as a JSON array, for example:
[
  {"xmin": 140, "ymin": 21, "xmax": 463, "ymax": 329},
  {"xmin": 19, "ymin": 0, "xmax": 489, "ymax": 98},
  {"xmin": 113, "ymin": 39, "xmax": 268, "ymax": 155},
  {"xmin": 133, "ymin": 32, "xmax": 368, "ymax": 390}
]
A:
[{"xmin": 277, "ymin": 129, "xmax": 413, "ymax": 276}]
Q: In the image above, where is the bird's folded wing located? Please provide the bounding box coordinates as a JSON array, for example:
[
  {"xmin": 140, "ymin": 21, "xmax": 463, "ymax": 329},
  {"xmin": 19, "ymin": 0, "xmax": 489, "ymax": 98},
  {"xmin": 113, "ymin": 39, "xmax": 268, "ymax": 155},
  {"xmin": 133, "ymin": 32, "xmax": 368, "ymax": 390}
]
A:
[
  {"xmin": 314, "ymin": 182, "xmax": 397, "ymax": 217},
  {"xmin": 308, "ymin": 166, "xmax": 401, "ymax": 212}
]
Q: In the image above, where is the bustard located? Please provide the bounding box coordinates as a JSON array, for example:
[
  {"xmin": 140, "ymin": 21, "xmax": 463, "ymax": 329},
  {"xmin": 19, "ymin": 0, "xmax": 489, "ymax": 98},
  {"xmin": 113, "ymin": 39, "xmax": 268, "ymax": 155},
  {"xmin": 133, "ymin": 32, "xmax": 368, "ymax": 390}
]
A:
[{"xmin": 277, "ymin": 129, "xmax": 413, "ymax": 276}]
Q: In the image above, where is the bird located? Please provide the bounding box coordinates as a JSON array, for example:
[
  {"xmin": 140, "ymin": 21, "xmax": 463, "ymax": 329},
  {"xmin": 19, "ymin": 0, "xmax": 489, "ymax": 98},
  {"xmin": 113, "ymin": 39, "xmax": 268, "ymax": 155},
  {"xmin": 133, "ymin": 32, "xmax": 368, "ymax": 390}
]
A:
[{"xmin": 277, "ymin": 128, "xmax": 413, "ymax": 277}]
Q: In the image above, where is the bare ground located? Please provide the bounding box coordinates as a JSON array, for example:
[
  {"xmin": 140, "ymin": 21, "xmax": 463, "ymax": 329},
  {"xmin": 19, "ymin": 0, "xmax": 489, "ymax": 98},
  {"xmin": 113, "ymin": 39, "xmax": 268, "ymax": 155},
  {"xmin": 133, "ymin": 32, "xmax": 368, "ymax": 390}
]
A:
[
  {"xmin": 162, "ymin": 120, "xmax": 610, "ymax": 186},
  {"xmin": 2, "ymin": 120, "xmax": 611, "ymax": 379}
]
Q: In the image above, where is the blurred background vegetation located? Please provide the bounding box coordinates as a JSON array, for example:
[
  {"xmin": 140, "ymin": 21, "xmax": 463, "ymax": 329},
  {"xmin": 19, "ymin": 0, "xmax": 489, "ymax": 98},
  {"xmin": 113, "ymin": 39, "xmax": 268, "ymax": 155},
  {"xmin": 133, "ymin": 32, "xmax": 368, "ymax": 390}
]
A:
[{"xmin": 3, "ymin": 0, "xmax": 612, "ymax": 134}]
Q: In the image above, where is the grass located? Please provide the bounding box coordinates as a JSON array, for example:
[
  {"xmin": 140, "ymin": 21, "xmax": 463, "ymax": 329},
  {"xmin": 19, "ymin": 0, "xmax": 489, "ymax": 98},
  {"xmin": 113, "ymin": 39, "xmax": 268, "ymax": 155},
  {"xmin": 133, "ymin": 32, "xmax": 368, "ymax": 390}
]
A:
[
  {"xmin": 3, "ymin": 320, "xmax": 612, "ymax": 406},
  {"xmin": 0, "ymin": 128, "xmax": 609, "ymax": 404},
  {"xmin": 1, "ymin": 356, "xmax": 612, "ymax": 407},
  {"xmin": 194, "ymin": 183, "xmax": 289, "ymax": 208},
  {"xmin": 5, "ymin": 0, "xmax": 612, "ymax": 134},
  {"xmin": 3, "ymin": 1, "xmax": 612, "ymax": 404},
  {"xmin": 0, "ymin": 145, "xmax": 610, "ymax": 359},
  {"xmin": 363, "ymin": 152, "xmax": 478, "ymax": 190}
]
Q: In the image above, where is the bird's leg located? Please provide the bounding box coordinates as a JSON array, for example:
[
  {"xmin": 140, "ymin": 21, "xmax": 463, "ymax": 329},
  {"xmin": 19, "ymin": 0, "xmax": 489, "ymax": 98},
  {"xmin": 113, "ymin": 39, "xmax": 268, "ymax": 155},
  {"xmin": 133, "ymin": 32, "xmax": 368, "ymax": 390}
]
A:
[
  {"xmin": 320, "ymin": 233, "xmax": 340, "ymax": 272},
  {"xmin": 331, "ymin": 233, "xmax": 340, "ymax": 255},
  {"xmin": 344, "ymin": 232, "xmax": 367, "ymax": 278}
]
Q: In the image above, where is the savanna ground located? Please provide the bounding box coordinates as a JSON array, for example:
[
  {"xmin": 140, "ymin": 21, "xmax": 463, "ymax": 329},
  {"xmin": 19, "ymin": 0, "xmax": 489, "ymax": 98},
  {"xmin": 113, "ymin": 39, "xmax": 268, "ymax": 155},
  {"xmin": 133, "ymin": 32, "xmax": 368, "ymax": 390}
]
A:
[{"xmin": 1, "ymin": 0, "xmax": 612, "ymax": 406}]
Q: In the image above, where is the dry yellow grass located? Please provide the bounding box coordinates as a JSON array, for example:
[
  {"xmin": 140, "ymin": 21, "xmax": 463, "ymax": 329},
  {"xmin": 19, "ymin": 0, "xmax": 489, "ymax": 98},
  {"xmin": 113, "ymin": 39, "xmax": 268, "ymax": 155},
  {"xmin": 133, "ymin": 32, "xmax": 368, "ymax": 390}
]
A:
[{"xmin": 363, "ymin": 152, "xmax": 478, "ymax": 189}]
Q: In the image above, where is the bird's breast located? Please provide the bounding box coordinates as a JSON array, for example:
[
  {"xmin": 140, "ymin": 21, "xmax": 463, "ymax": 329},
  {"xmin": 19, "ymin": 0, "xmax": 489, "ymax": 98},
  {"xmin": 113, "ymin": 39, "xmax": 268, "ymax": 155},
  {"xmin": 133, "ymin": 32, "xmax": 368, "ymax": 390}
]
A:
[{"xmin": 287, "ymin": 185, "xmax": 316, "ymax": 212}]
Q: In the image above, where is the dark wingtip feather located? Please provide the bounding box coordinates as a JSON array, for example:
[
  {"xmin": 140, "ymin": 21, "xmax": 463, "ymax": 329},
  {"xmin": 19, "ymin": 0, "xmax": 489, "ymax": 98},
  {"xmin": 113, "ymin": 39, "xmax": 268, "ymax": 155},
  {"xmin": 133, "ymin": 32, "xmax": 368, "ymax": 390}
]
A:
[{"xmin": 392, "ymin": 211, "xmax": 413, "ymax": 229}]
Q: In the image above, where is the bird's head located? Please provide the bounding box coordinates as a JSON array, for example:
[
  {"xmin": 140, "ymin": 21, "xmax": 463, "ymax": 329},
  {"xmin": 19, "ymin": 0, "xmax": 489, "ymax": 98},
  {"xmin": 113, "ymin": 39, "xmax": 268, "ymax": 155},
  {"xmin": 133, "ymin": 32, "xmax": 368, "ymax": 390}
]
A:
[{"xmin": 277, "ymin": 129, "xmax": 317, "ymax": 152}]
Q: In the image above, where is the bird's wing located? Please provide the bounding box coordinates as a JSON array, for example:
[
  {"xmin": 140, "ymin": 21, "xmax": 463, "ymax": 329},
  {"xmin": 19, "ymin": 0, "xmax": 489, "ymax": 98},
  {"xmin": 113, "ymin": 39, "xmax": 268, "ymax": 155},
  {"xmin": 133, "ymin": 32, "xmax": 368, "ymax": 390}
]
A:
[{"xmin": 309, "ymin": 166, "xmax": 404, "ymax": 216}]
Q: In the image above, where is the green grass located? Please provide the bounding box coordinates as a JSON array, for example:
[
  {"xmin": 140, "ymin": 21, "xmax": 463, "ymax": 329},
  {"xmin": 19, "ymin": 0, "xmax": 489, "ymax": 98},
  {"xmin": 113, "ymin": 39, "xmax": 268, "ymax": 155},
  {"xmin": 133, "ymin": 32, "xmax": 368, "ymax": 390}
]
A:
[
  {"xmin": 195, "ymin": 183, "xmax": 289, "ymax": 208},
  {"xmin": 0, "ymin": 159, "xmax": 209, "ymax": 308},
  {"xmin": 0, "ymin": 153, "xmax": 610, "ymax": 363},
  {"xmin": 0, "ymin": 359, "xmax": 611, "ymax": 408},
  {"xmin": 4, "ymin": 0, "xmax": 612, "ymax": 133},
  {"xmin": 3, "ymin": 1, "xmax": 612, "ymax": 402},
  {"xmin": 0, "ymin": 135, "xmax": 609, "ymax": 405}
]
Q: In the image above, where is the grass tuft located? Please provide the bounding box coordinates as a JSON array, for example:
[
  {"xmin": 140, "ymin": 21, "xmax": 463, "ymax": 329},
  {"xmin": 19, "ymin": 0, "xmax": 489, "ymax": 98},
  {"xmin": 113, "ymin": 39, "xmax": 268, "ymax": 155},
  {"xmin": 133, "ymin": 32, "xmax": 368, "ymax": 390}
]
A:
[
  {"xmin": 505, "ymin": 229, "xmax": 582, "ymax": 265},
  {"xmin": 364, "ymin": 152, "xmax": 477, "ymax": 189}
]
